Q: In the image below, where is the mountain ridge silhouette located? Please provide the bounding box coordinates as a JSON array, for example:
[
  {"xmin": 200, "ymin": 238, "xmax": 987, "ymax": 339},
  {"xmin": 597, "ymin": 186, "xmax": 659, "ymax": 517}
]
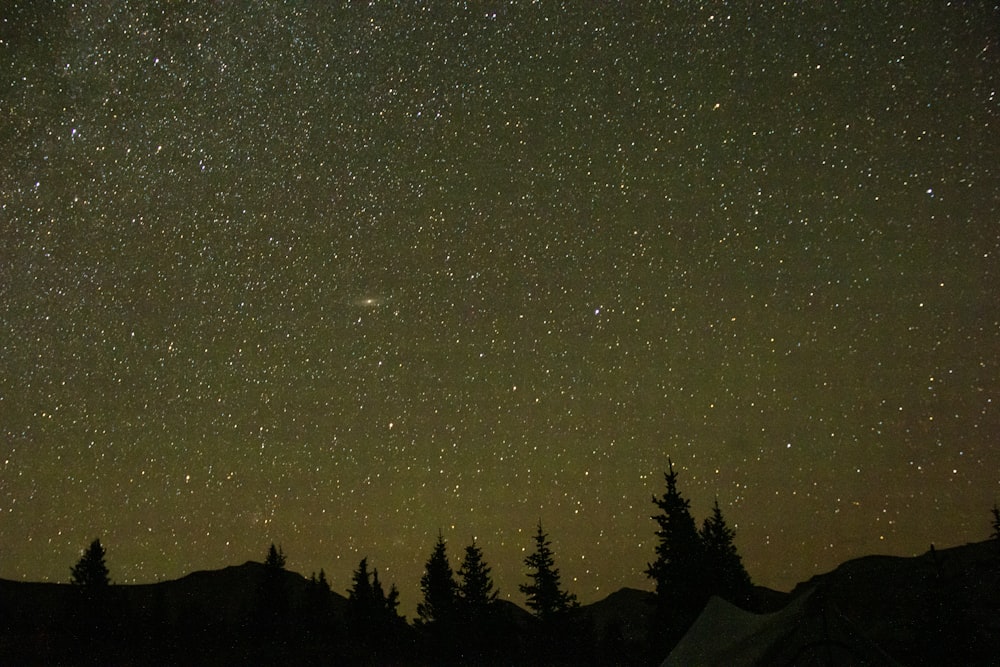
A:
[{"xmin": 2, "ymin": 540, "xmax": 997, "ymax": 665}]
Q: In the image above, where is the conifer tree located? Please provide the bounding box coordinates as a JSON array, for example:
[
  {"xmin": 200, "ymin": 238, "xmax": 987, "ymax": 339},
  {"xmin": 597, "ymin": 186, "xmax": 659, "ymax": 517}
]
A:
[
  {"xmin": 258, "ymin": 543, "xmax": 289, "ymax": 634},
  {"xmin": 348, "ymin": 558, "xmax": 404, "ymax": 631},
  {"xmin": 69, "ymin": 538, "xmax": 113, "ymax": 636},
  {"xmin": 346, "ymin": 558, "xmax": 405, "ymax": 659},
  {"xmin": 307, "ymin": 569, "xmax": 331, "ymax": 599},
  {"xmin": 264, "ymin": 543, "xmax": 286, "ymax": 570},
  {"xmin": 520, "ymin": 522, "xmax": 578, "ymax": 621},
  {"xmin": 372, "ymin": 567, "xmax": 390, "ymax": 614},
  {"xmin": 372, "ymin": 567, "xmax": 406, "ymax": 634},
  {"xmin": 383, "ymin": 580, "xmax": 403, "ymax": 621},
  {"xmin": 700, "ymin": 499, "xmax": 752, "ymax": 605},
  {"xmin": 457, "ymin": 540, "xmax": 499, "ymax": 616},
  {"xmin": 305, "ymin": 568, "xmax": 334, "ymax": 633},
  {"xmin": 417, "ymin": 531, "xmax": 457, "ymax": 626},
  {"xmin": 348, "ymin": 557, "xmax": 375, "ymax": 624},
  {"xmin": 457, "ymin": 540, "xmax": 502, "ymax": 659},
  {"xmin": 646, "ymin": 458, "xmax": 707, "ymax": 645},
  {"xmin": 71, "ymin": 538, "xmax": 110, "ymax": 587},
  {"xmin": 991, "ymin": 503, "xmax": 1000, "ymax": 541}
]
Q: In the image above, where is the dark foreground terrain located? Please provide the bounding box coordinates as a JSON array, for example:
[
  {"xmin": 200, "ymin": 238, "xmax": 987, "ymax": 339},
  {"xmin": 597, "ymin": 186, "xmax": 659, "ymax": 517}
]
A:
[
  {"xmin": 664, "ymin": 539, "xmax": 1000, "ymax": 666},
  {"xmin": 2, "ymin": 540, "xmax": 998, "ymax": 666}
]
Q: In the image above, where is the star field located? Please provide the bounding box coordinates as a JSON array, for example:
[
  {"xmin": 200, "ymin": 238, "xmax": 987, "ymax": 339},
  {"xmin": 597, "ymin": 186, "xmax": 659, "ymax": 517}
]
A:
[{"xmin": 1, "ymin": 2, "xmax": 998, "ymax": 614}]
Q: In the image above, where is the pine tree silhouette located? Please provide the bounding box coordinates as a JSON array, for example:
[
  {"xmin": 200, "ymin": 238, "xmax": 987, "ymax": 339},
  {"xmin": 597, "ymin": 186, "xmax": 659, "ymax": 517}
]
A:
[
  {"xmin": 457, "ymin": 540, "xmax": 499, "ymax": 616},
  {"xmin": 371, "ymin": 567, "xmax": 399, "ymax": 620},
  {"xmin": 69, "ymin": 538, "xmax": 113, "ymax": 640},
  {"xmin": 519, "ymin": 522, "xmax": 578, "ymax": 621},
  {"xmin": 70, "ymin": 538, "xmax": 110, "ymax": 587},
  {"xmin": 700, "ymin": 498, "xmax": 753, "ymax": 605},
  {"xmin": 646, "ymin": 458, "xmax": 708, "ymax": 648},
  {"xmin": 257, "ymin": 543, "xmax": 289, "ymax": 636},
  {"xmin": 417, "ymin": 530, "xmax": 457, "ymax": 626},
  {"xmin": 264, "ymin": 543, "xmax": 286, "ymax": 570},
  {"xmin": 304, "ymin": 569, "xmax": 335, "ymax": 641},
  {"xmin": 348, "ymin": 557, "xmax": 375, "ymax": 628},
  {"xmin": 457, "ymin": 540, "xmax": 502, "ymax": 660},
  {"xmin": 346, "ymin": 557, "xmax": 406, "ymax": 660},
  {"xmin": 309, "ymin": 568, "xmax": 332, "ymax": 598}
]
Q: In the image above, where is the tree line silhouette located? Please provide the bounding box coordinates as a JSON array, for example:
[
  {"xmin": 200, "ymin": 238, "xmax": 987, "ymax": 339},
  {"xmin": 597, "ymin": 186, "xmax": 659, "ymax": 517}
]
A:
[
  {"xmin": 18, "ymin": 459, "xmax": 998, "ymax": 664},
  {"xmin": 48, "ymin": 457, "xmax": 753, "ymax": 664}
]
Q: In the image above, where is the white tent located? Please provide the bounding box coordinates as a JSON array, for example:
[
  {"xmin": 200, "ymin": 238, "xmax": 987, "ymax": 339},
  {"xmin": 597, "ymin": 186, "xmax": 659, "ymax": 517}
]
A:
[
  {"xmin": 662, "ymin": 588, "xmax": 901, "ymax": 666},
  {"xmin": 662, "ymin": 591, "xmax": 812, "ymax": 667}
]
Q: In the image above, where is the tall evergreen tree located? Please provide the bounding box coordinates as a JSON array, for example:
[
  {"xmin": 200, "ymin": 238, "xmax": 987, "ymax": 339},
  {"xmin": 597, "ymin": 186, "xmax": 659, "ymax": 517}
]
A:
[
  {"xmin": 348, "ymin": 557, "xmax": 375, "ymax": 624},
  {"xmin": 457, "ymin": 540, "xmax": 499, "ymax": 616},
  {"xmin": 69, "ymin": 538, "xmax": 113, "ymax": 637},
  {"xmin": 258, "ymin": 543, "xmax": 289, "ymax": 635},
  {"xmin": 457, "ymin": 540, "xmax": 502, "ymax": 660},
  {"xmin": 700, "ymin": 499, "xmax": 752, "ymax": 605},
  {"xmin": 417, "ymin": 531, "xmax": 458, "ymax": 626},
  {"xmin": 991, "ymin": 503, "xmax": 1000, "ymax": 541},
  {"xmin": 520, "ymin": 522, "xmax": 578, "ymax": 621},
  {"xmin": 304, "ymin": 568, "xmax": 335, "ymax": 639},
  {"xmin": 346, "ymin": 558, "xmax": 406, "ymax": 660},
  {"xmin": 382, "ymin": 578, "xmax": 403, "ymax": 622},
  {"xmin": 347, "ymin": 558, "xmax": 405, "ymax": 631},
  {"xmin": 70, "ymin": 538, "xmax": 110, "ymax": 587},
  {"xmin": 372, "ymin": 568, "xmax": 387, "ymax": 610},
  {"xmin": 372, "ymin": 567, "xmax": 402, "ymax": 621},
  {"xmin": 264, "ymin": 543, "xmax": 286, "ymax": 570},
  {"xmin": 646, "ymin": 458, "xmax": 707, "ymax": 646}
]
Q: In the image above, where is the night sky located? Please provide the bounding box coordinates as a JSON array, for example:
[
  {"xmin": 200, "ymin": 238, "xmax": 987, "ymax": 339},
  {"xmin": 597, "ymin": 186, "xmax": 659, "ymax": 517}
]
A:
[{"xmin": 2, "ymin": 2, "xmax": 998, "ymax": 615}]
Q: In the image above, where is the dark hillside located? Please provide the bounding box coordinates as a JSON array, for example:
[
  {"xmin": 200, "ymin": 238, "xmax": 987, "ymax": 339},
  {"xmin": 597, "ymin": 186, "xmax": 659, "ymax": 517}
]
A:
[
  {"xmin": 665, "ymin": 540, "xmax": 1000, "ymax": 667},
  {"xmin": 3, "ymin": 542, "xmax": 997, "ymax": 665},
  {"xmin": 791, "ymin": 540, "xmax": 1000, "ymax": 665},
  {"xmin": 0, "ymin": 562, "xmax": 351, "ymax": 665}
]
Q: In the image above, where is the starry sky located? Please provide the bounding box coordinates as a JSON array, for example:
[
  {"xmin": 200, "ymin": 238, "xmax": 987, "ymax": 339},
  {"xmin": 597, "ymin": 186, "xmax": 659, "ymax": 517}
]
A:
[{"xmin": 2, "ymin": 2, "xmax": 998, "ymax": 615}]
